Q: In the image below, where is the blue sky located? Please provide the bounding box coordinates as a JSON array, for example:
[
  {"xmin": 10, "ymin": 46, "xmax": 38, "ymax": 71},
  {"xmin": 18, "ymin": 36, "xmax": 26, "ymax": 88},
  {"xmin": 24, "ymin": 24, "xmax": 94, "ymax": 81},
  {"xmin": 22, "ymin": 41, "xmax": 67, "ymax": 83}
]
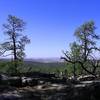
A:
[{"xmin": 0, "ymin": 0, "xmax": 100, "ymax": 58}]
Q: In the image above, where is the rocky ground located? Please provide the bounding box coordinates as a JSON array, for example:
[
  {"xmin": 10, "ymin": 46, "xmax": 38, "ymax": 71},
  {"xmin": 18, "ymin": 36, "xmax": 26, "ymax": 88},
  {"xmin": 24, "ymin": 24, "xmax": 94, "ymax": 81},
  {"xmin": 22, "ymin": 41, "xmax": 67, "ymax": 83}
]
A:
[{"xmin": 0, "ymin": 73, "xmax": 100, "ymax": 100}]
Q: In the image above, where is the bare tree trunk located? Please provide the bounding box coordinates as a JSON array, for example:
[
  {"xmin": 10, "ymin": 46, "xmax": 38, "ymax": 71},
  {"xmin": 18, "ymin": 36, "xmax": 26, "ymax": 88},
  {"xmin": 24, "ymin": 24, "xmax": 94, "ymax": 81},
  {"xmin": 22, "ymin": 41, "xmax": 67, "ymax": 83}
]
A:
[
  {"xmin": 12, "ymin": 25, "xmax": 18, "ymax": 73},
  {"xmin": 13, "ymin": 34, "xmax": 17, "ymax": 70}
]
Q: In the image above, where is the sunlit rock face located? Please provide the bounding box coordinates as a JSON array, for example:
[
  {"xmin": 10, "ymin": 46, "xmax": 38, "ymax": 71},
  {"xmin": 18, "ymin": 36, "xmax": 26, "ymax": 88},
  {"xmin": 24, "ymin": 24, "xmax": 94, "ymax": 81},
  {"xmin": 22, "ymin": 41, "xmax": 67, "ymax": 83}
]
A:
[
  {"xmin": 21, "ymin": 77, "xmax": 38, "ymax": 86},
  {"xmin": 77, "ymin": 75, "xmax": 96, "ymax": 81}
]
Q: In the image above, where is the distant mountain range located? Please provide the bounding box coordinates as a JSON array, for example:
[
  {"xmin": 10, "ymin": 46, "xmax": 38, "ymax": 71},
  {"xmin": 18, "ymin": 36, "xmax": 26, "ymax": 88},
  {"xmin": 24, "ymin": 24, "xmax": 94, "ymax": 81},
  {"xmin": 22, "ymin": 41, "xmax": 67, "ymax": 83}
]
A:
[
  {"xmin": 0, "ymin": 57, "xmax": 63, "ymax": 63},
  {"xmin": 25, "ymin": 57, "xmax": 63, "ymax": 63}
]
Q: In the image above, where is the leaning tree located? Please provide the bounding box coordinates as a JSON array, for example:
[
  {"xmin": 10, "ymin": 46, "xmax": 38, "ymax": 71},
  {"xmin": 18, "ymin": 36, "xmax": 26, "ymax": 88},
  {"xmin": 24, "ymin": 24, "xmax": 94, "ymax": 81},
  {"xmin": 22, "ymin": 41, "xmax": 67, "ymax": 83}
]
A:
[
  {"xmin": 61, "ymin": 21, "xmax": 100, "ymax": 76},
  {"xmin": 1, "ymin": 15, "xmax": 30, "ymax": 72}
]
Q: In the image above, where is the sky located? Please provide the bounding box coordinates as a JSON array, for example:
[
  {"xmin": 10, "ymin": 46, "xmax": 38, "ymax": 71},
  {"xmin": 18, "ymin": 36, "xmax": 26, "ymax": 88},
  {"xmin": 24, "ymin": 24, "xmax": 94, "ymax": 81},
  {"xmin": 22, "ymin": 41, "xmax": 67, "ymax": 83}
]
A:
[{"xmin": 0, "ymin": 0, "xmax": 100, "ymax": 58}]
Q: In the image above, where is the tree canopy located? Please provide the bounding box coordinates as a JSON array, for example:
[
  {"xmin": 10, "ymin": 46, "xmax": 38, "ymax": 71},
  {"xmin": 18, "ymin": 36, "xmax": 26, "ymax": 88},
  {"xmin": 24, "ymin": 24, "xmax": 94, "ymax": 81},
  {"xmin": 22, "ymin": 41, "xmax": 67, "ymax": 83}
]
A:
[
  {"xmin": 61, "ymin": 21, "xmax": 100, "ymax": 76},
  {"xmin": 1, "ymin": 15, "xmax": 30, "ymax": 72}
]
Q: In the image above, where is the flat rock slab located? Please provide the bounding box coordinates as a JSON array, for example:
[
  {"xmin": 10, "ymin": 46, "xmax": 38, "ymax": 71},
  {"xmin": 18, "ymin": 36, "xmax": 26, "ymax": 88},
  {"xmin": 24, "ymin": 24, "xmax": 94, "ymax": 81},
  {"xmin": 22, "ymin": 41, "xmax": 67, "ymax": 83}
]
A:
[
  {"xmin": 33, "ymin": 84, "xmax": 68, "ymax": 91},
  {"xmin": 0, "ymin": 93, "xmax": 21, "ymax": 100}
]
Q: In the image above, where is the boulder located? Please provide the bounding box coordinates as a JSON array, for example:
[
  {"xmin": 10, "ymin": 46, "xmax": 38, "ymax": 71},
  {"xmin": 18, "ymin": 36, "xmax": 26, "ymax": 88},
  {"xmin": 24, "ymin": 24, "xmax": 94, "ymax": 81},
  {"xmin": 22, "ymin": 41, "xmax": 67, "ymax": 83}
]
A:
[
  {"xmin": 21, "ymin": 77, "xmax": 38, "ymax": 86},
  {"xmin": 77, "ymin": 75, "xmax": 95, "ymax": 81},
  {"xmin": 0, "ymin": 74, "xmax": 9, "ymax": 85},
  {"xmin": 8, "ymin": 77, "xmax": 22, "ymax": 87}
]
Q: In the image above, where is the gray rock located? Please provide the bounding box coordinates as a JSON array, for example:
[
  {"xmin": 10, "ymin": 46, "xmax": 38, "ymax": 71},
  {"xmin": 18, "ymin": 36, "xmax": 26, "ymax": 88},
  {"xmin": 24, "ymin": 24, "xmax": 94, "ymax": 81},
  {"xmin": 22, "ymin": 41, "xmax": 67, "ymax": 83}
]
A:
[{"xmin": 21, "ymin": 77, "xmax": 38, "ymax": 86}]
